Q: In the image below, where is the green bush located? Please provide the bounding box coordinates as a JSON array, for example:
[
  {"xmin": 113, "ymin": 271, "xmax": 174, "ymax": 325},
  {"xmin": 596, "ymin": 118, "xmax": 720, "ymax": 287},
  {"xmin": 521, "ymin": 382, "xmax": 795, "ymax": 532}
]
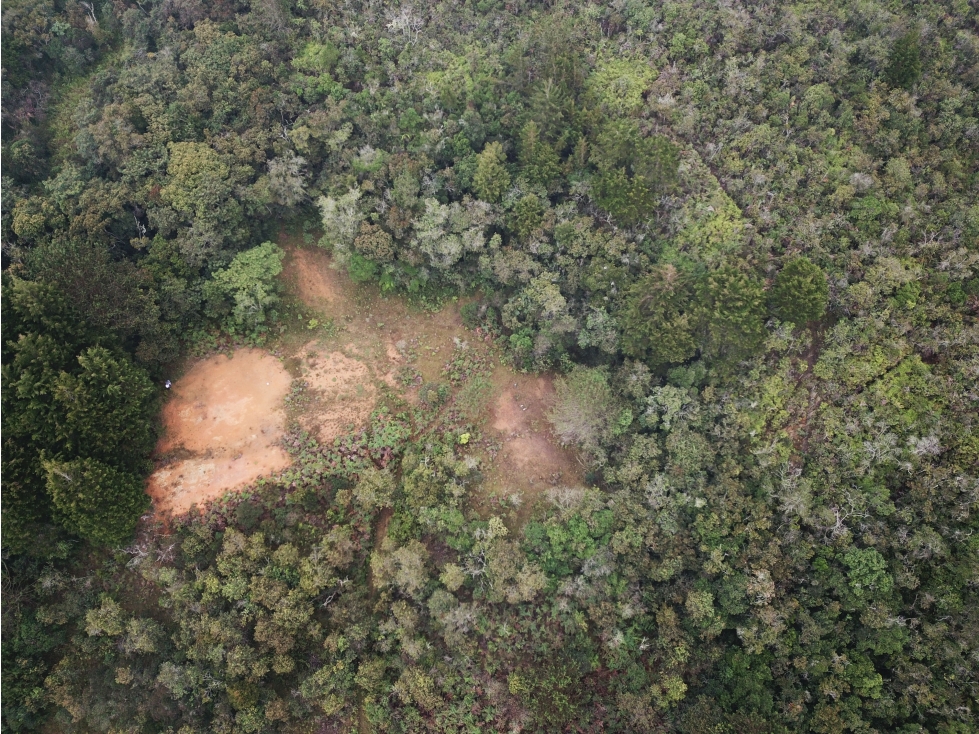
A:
[{"xmin": 347, "ymin": 252, "xmax": 379, "ymax": 283}]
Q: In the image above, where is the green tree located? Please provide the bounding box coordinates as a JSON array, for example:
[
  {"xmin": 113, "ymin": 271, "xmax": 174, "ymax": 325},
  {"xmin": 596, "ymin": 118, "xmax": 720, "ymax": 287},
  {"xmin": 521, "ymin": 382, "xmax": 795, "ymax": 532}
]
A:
[
  {"xmin": 591, "ymin": 120, "xmax": 678, "ymax": 226},
  {"xmin": 696, "ymin": 266, "xmax": 767, "ymax": 363},
  {"xmin": 517, "ymin": 121, "xmax": 561, "ymax": 191},
  {"xmin": 548, "ymin": 366, "xmax": 627, "ymax": 457},
  {"xmin": 43, "ymin": 458, "xmax": 148, "ymax": 546},
  {"xmin": 842, "ymin": 548, "xmax": 893, "ymax": 599},
  {"xmin": 205, "ymin": 242, "xmax": 285, "ymax": 331},
  {"xmin": 52, "ymin": 346, "xmax": 157, "ymax": 474},
  {"xmin": 511, "ymin": 194, "xmax": 545, "ymax": 241},
  {"xmin": 473, "ymin": 141, "xmax": 511, "ymax": 202},
  {"xmin": 620, "ymin": 265, "xmax": 698, "ymax": 367},
  {"xmin": 2, "ymin": 277, "xmax": 157, "ymax": 549},
  {"xmin": 770, "ymin": 256, "xmax": 829, "ymax": 326},
  {"xmin": 885, "ymin": 31, "xmax": 922, "ymax": 89}
]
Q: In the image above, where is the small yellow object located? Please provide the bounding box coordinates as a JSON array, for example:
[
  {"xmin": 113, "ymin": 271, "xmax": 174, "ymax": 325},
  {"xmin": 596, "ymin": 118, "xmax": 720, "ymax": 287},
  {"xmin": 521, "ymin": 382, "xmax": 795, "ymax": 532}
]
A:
[{"xmin": 458, "ymin": 433, "xmax": 470, "ymax": 445}]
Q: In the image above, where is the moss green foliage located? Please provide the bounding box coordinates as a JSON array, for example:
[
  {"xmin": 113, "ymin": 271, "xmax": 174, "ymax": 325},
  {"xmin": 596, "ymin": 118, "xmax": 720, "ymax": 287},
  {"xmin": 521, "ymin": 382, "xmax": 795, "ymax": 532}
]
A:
[
  {"xmin": 587, "ymin": 56, "xmax": 657, "ymax": 116},
  {"xmin": 473, "ymin": 141, "xmax": 511, "ymax": 203},
  {"xmin": 3, "ymin": 0, "xmax": 978, "ymax": 731},
  {"xmin": 771, "ymin": 256, "xmax": 829, "ymax": 326}
]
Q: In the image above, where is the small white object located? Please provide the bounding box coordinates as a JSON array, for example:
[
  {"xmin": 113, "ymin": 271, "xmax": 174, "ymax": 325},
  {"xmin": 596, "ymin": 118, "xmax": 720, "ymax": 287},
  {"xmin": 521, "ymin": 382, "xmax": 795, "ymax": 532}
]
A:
[{"xmin": 164, "ymin": 380, "xmax": 172, "ymax": 389}]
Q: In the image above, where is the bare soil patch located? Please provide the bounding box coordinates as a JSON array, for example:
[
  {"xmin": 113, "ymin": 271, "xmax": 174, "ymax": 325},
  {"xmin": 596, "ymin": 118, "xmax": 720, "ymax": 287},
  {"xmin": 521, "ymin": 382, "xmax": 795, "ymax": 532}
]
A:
[
  {"xmin": 282, "ymin": 242, "xmax": 466, "ymax": 387},
  {"xmin": 480, "ymin": 371, "xmax": 584, "ymax": 515},
  {"xmin": 148, "ymin": 349, "xmax": 293, "ymax": 516},
  {"xmin": 285, "ymin": 245, "xmax": 349, "ymax": 306},
  {"xmin": 298, "ymin": 342, "xmax": 378, "ymax": 442},
  {"xmin": 148, "ymin": 240, "xmax": 583, "ymax": 521},
  {"xmin": 283, "ymin": 242, "xmax": 584, "ymax": 517}
]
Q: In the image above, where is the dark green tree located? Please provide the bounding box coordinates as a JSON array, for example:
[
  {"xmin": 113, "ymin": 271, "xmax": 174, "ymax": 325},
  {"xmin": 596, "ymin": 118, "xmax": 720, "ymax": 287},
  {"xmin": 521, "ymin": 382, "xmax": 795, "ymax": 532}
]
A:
[
  {"xmin": 511, "ymin": 194, "xmax": 545, "ymax": 241},
  {"xmin": 24, "ymin": 238, "xmax": 174, "ymax": 363},
  {"xmin": 52, "ymin": 346, "xmax": 157, "ymax": 475},
  {"xmin": 2, "ymin": 277, "xmax": 156, "ymax": 550},
  {"xmin": 2, "ymin": 279, "xmax": 95, "ymax": 548},
  {"xmin": 620, "ymin": 264, "xmax": 698, "ymax": 367},
  {"xmin": 769, "ymin": 256, "xmax": 829, "ymax": 326},
  {"xmin": 591, "ymin": 120, "xmax": 678, "ymax": 226},
  {"xmin": 885, "ymin": 31, "xmax": 922, "ymax": 89},
  {"xmin": 43, "ymin": 458, "xmax": 149, "ymax": 547},
  {"xmin": 696, "ymin": 266, "xmax": 767, "ymax": 363}
]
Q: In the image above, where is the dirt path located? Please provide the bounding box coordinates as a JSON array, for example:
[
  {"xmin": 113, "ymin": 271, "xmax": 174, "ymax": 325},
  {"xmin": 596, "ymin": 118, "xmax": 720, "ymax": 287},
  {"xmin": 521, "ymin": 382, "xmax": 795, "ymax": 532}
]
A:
[{"xmin": 148, "ymin": 349, "xmax": 293, "ymax": 516}]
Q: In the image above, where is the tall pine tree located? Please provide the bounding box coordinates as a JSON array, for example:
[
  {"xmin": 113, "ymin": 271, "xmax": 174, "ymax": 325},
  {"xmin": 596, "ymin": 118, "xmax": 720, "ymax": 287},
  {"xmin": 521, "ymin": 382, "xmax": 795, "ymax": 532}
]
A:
[{"xmin": 2, "ymin": 277, "xmax": 157, "ymax": 550}]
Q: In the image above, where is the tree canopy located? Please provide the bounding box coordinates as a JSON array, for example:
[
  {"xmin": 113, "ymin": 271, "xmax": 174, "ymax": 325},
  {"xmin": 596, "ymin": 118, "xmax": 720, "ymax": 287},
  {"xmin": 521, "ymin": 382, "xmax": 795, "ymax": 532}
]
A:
[{"xmin": 2, "ymin": 0, "xmax": 977, "ymax": 731}]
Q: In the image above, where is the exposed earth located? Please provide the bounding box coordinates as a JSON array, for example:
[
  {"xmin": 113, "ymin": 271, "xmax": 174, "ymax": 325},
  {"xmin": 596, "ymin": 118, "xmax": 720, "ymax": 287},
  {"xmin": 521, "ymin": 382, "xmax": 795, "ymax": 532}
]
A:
[
  {"xmin": 482, "ymin": 372, "xmax": 582, "ymax": 514},
  {"xmin": 147, "ymin": 240, "xmax": 582, "ymax": 519},
  {"xmin": 147, "ymin": 349, "xmax": 292, "ymax": 516}
]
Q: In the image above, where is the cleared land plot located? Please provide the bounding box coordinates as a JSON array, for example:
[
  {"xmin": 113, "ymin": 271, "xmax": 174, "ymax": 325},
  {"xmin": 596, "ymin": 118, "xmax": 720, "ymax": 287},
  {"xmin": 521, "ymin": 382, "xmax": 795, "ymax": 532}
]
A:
[
  {"xmin": 147, "ymin": 349, "xmax": 292, "ymax": 516},
  {"xmin": 147, "ymin": 241, "xmax": 583, "ymax": 519}
]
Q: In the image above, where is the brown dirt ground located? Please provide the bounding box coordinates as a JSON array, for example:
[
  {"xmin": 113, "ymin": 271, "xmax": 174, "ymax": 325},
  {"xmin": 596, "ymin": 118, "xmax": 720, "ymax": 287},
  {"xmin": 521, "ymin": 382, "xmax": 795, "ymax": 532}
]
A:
[
  {"xmin": 297, "ymin": 342, "xmax": 377, "ymax": 442},
  {"xmin": 147, "ymin": 240, "xmax": 583, "ymax": 520},
  {"xmin": 478, "ymin": 370, "xmax": 584, "ymax": 517},
  {"xmin": 281, "ymin": 243, "xmax": 466, "ymax": 386},
  {"xmin": 283, "ymin": 245, "xmax": 349, "ymax": 308},
  {"xmin": 147, "ymin": 349, "xmax": 293, "ymax": 516}
]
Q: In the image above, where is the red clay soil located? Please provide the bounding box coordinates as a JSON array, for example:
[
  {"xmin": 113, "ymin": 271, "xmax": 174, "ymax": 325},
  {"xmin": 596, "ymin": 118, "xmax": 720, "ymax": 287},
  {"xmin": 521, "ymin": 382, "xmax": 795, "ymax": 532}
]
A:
[{"xmin": 147, "ymin": 349, "xmax": 293, "ymax": 516}]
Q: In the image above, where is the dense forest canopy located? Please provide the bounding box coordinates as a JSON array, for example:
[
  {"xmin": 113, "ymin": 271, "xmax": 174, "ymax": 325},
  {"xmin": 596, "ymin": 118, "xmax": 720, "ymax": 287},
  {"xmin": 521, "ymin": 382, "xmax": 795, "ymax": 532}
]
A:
[{"xmin": 2, "ymin": 0, "xmax": 978, "ymax": 732}]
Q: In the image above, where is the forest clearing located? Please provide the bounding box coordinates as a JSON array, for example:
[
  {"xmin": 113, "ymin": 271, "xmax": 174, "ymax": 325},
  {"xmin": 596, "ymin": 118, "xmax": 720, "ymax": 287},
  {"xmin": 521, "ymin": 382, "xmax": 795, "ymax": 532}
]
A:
[{"xmin": 147, "ymin": 241, "xmax": 581, "ymax": 521}]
